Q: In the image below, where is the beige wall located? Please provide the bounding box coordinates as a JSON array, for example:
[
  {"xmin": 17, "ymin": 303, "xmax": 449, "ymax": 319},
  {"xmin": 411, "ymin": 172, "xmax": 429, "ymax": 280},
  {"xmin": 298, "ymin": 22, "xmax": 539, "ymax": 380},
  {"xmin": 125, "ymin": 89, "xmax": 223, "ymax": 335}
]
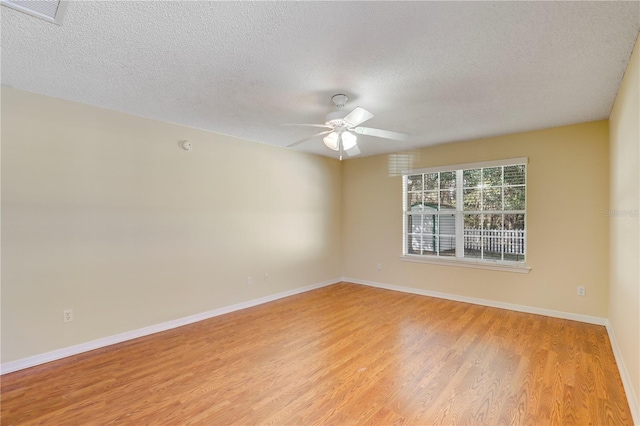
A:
[
  {"xmin": 0, "ymin": 83, "xmax": 627, "ymax": 385},
  {"xmin": 343, "ymin": 121, "xmax": 610, "ymax": 317},
  {"xmin": 609, "ymin": 33, "xmax": 640, "ymax": 414},
  {"xmin": 1, "ymin": 89, "xmax": 342, "ymax": 363}
]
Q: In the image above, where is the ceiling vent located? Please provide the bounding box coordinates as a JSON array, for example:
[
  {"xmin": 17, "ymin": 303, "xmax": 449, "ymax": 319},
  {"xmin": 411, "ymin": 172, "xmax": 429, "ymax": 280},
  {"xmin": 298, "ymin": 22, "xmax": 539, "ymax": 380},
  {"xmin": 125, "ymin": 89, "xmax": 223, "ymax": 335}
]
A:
[{"xmin": 0, "ymin": 0, "xmax": 67, "ymax": 24}]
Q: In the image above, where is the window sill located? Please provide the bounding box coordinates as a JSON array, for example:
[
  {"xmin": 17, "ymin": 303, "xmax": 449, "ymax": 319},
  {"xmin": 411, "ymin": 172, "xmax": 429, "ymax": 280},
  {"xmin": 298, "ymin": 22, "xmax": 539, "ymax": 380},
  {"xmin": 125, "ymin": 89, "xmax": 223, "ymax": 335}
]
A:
[{"xmin": 399, "ymin": 255, "xmax": 531, "ymax": 274}]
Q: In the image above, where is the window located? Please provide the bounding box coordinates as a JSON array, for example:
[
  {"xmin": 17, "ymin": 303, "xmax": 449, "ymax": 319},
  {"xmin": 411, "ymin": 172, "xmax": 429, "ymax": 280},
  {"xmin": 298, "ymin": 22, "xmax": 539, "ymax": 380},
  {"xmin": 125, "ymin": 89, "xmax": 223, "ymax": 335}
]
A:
[{"xmin": 403, "ymin": 158, "xmax": 527, "ymax": 270}]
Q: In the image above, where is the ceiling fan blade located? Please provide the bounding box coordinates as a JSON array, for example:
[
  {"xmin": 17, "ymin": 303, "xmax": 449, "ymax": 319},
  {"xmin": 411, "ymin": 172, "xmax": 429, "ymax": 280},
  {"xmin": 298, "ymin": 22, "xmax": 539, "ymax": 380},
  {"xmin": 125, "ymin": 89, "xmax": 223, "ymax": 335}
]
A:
[
  {"xmin": 280, "ymin": 124, "xmax": 333, "ymax": 129},
  {"xmin": 343, "ymin": 107, "xmax": 374, "ymax": 127},
  {"xmin": 286, "ymin": 130, "xmax": 332, "ymax": 148},
  {"xmin": 345, "ymin": 144, "xmax": 361, "ymax": 157},
  {"xmin": 353, "ymin": 126, "xmax": 409, "ymax": 141}
]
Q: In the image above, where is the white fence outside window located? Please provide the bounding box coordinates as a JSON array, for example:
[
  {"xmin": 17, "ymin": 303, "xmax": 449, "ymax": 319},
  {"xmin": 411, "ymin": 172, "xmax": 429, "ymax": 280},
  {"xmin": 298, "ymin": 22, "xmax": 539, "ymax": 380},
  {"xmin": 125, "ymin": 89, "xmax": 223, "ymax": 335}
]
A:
[{"xmin": 463, "ymin": 229, "xmax": 525, "ymax": 255}]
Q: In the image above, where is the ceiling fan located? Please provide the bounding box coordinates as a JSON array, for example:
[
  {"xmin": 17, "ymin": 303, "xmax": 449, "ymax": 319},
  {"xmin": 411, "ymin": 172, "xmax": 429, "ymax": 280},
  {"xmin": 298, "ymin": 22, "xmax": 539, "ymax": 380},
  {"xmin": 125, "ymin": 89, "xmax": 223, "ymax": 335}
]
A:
[{"xmin": 285, "ymin": 94, "xmax": 409, "ymax": 159}]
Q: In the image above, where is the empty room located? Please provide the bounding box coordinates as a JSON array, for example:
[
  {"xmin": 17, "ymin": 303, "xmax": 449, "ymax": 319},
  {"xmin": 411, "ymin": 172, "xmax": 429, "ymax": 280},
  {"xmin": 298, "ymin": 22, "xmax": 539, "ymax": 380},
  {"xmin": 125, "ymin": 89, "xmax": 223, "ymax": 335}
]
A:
[{"xmin": 1, "ymin": 1, "xmax": 639, "ymax": 425}]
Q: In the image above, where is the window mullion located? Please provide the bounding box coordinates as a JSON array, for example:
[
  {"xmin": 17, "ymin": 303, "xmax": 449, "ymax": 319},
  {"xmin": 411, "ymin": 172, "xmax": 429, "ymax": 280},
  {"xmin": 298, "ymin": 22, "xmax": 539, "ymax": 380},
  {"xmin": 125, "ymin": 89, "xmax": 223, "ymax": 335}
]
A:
[
  {"xmin": 455, "ymin": 169, "xmax": 464, "ymax": 258},
  {"xmin": 402, "ymin": 176, "xmax": 407, "ymax": 255},
  {"xmin": 501, "ymin": 167, "xmax": 505, "ymax": 261}
]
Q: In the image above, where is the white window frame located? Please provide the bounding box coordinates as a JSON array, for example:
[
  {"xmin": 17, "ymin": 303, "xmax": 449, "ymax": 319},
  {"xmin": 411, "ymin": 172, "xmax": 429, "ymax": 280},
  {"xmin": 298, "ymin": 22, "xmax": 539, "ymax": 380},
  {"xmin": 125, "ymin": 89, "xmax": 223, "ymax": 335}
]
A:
[{"xmin": 401, "ymin": 157, "xmax": 530, "ymax": 273}]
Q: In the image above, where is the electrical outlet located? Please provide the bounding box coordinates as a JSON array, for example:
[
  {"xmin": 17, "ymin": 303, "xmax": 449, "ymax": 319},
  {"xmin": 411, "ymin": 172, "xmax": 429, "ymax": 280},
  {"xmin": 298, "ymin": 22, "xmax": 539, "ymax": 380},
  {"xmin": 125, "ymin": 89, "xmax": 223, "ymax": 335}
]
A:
[
  {"xmin": 376, "ymin": 263, "xmax": 382, "ymax": 271},
  {"xmin": 246, "ymin": 276, "xmax": 253, "ymax": 286},
  {"xmin": 577, "ymin": 286, "xmax": 586, "ymax": 296},
  {"xmin": 63, "ymin": 309, "xmax": 73, "ymax": 322},
  {"xmin": 264, "ymin": 273, "xmax": 269, "ymax": 283}
]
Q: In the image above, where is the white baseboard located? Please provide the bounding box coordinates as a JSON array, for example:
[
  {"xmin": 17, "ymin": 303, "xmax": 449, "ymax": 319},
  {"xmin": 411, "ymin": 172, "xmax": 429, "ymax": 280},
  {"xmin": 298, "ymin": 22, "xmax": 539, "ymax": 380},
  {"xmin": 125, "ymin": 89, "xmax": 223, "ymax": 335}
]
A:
[
  {"xmin": 1, "ymin": 278, "xmax": 341, "ymax": 375},
  {"xmin": 605, "ymin": 320, "xmax": 640, "ymax": 425},
  {"xmin": 342, "ymin": 277, "xmax": 608, "ymax": 325}
]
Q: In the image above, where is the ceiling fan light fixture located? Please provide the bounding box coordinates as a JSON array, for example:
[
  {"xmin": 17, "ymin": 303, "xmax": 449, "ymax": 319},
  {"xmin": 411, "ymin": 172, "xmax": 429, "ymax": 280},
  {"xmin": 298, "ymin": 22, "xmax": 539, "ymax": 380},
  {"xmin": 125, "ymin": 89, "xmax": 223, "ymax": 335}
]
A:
[
  {"xmin": 323, "ymin": 132, "xmax": 339, "ymax": 150},
  {"xmin": 341, "ymin": 131, "xmax": 357, "ymax": 150}
]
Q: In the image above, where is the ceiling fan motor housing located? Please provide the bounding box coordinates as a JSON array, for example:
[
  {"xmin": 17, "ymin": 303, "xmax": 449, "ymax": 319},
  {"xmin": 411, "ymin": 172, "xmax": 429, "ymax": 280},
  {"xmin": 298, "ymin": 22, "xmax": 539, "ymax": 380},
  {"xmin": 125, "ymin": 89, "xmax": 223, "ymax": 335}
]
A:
[
  {"xmin": 325, "ymin": 110, "xmax": 349, "ymax": 126},
  {"xmin": 331, "ymin": 94, "xmax": 348, "ymax": 109},
  {"xmin": 327, "ymin": 94, "xmax": 350, "ymax": 124}
]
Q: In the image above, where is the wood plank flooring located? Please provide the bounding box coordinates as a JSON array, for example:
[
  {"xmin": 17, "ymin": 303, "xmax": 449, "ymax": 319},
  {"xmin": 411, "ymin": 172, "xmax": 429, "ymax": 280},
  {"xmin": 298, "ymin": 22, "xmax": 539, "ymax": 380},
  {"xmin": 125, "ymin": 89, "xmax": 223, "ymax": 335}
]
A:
[{"xmin": 1, "ymin": 283, "xmax": 633, "ymax": 425}]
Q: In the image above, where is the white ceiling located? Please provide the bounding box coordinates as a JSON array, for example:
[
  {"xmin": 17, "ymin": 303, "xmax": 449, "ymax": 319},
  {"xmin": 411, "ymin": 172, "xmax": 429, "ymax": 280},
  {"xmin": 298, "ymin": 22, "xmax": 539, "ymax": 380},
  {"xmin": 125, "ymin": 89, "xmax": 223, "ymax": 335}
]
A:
[{"xmin": 2, "ymin": 1, "xmax": 639, "ymax": 159}]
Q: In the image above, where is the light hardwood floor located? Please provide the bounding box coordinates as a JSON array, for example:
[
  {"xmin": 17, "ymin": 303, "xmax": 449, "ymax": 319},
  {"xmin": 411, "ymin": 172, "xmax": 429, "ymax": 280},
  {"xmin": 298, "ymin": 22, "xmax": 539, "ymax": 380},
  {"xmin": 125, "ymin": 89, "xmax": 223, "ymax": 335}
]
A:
[{"xmin": 1, "ymin": 283, "xmax": 633, "ymax": 425}]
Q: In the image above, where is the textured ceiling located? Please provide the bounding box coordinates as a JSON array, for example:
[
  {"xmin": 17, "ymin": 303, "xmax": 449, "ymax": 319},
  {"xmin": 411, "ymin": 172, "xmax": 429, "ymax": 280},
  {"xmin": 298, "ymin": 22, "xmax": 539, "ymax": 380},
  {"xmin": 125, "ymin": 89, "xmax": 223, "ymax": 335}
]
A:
[{"xmin": 2, "ymin": 1, "xmax": 639, "ymax": 159}]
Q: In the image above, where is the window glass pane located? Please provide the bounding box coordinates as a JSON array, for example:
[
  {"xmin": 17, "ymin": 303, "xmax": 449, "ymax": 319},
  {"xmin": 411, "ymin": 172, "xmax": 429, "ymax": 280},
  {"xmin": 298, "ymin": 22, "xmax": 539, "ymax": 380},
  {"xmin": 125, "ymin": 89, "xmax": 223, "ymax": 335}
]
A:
[
  {"xmin": 407, "ymin": 234, "xmax": 423, "ymax": 255},
  {"xmin": 463, "ymin": 169, "xmax": 481, "ymax": 188},
  {"xmin": 424, "ymin": 191, "xmax": 439, "ymax": 209},
  {"xmin": 425, "ymin": 173, "xmax": 439, "ymax": 190},
  {"xmin": 504, "ymin": 214, "xmax": 525, "ymax": 261},
  {"xmin": 463, "ymin": 188, "xmax": 481, "ymax": 211},
  {"xmin": 423, "ymin": 214, "xmax": 435, "ymax": 234},
  {"xmin": 439, "ymin": 189, "xmax": 456, "ymax": 210},
  {"xmin": 504, "ymin": 165, "xmax": 526, "ymax": 186},
  {"xmin": 406, "ymin": 175, "xmax": 423, "ymax": 192},
  {"xmin": 482, "ymin": 243, "xmax": 503, "ymax": 260},
  {"xmin": 436, "ymin": 214, "xmax": 456, "ymax": 237},
  {"xmin": 504, "ymin": 186, "xmax": 525, "ymax": 210},
  {"xmin": 504, "ymin": 213, "xmax": 525, "ymax": 230},
  {"xmin": 482, "ymin": 187, "xmax": 502, "ymax": 211},
  {"xmin": 463, "ymin": 214, "xmax": 482, "ymax": 259},
  {"xmin": 464, "ymin": 249, "xmax": 482, "ymax": 259},
  {"xmin": 433, "ymin": 235, "xmax": 456, "ymax": 257},
  {"xmin": 407, "ymin": 192, "xmax": 423, "ymax": 211},
  {"xmin": 439, "ymin": 235, "xmax": 456, "ymax": 257},
  {"xmin": 421, "ymin": 235, "xmax": 437, "ymax": 255},
  {"xmin": 482, "ymin": 214, "xmax": 503, "ymax": 260},
  {"xmin": 440, "ymin": 171, "xmax": 456, "ymax": 190},
  {"xmin": 483, "ymin": 214, "xmax": 503, "ymax": 231},
  {"xmin": 408, "ymin": 214, "xmax": 423, "ymax": 234},
  {"xmin": 464, "ymin": 213, "xmax": 482, "ymax": 229},
  {"xmin": 505, "ymin": 251, "xmax": 525, "ymax": 262},
  {"xmin": 409, "ymin": 215, "xmax": 457, "ymax": 257},
  {"xmin": 482, "ymin": 167, "xmax": 502, "ymax": 187}
]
